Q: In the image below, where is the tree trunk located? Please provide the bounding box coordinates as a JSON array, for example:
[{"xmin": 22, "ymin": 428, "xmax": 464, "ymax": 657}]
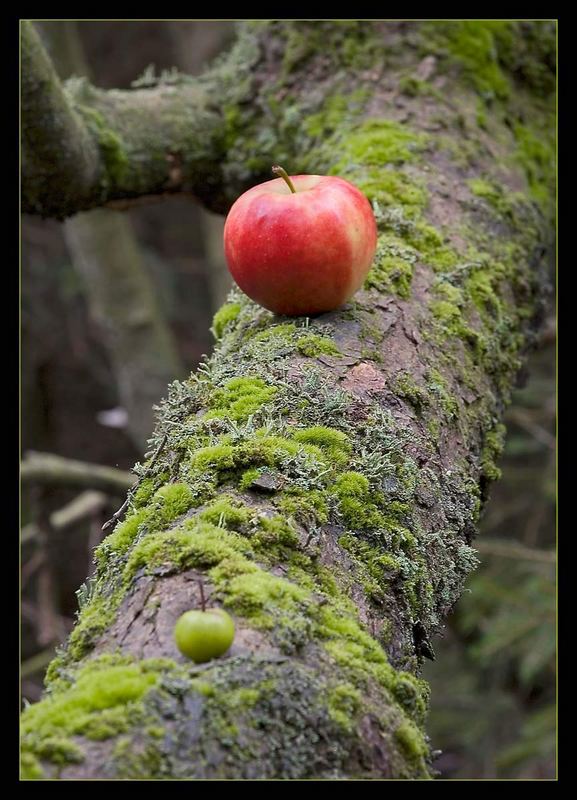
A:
[
  {"xmin": 20, "ymin": 21, "xmax": 555, "ymax": 780},
  {"xmin": 34, "ymin": 21, "xmax": 185, "ymax": 452}
]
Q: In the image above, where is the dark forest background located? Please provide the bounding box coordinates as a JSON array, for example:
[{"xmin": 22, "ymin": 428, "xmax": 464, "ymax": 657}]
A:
[{"xmin": 20, "ymin": 21, "xmax": 556, "ymax": 779}]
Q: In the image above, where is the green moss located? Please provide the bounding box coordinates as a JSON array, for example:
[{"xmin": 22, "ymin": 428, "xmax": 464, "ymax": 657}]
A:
[
  {"xmin": 469, "ymin": 177, "xmax": 501, "ymax": 203},
  {"xmin": 327, "ymin": 684, "xmax": 362, "ymax": 731},
  {"xmin": 100, "ymin": 482, "xmax": 196, "ymax": 563},
  {"xmin": 404, "ymin": 222, "xmax": 460, "ymax": 272},
  {"xmin": 340, "ymin": 534, "xmax": 401, "ymax": 580},
  {"xmin": 391, "ymin": 673, "xmax": 430, "ymax": 727},
  {"xmin": 78, "ymin": 106, "xmax": 129, "ymax": 185},
  {"xmin": 21, "ymin": 656, "xmax": 162, "ymax": 772},
  {"xmin": 468, "ymin": 177, "xmax": 526, "ymax": 224},
  {"xmin": 514, "ymin": 122, "xmax": 556, "ymax": 210},
  {"xmin": 252, "ymin": 514, "xmax": 300, "ymax": 551},
  {"xmin": 20, "ymin": 751, "xmax": 44, "ymax": 780},
  {"xmin": 426, "ymin": 369, "xmax": 458, "ymax": 419},
  {"xmin": 60, "ymin": 594, "xmax": 117, "ymax": 665},
  {"xmin": 112, "ymin": 736, "xmax": 163, "ymax": 779},
  {"xmin": 339, "ymin": 533, "xmax": 401, "ymax": 602},
  {"xmin": 328, "ymin": 121, "xmax": 428, "ymax": 217},
  {"xmin": 304, "ymin": 91, "xmax": 368, "ymax": 139},
  {"xmin": 191, "ymin": 442, "xmax": 237, "ymax": 472},
  {"xmin": 206, "ymin": 377, "xmax": 277, "ymax": 422},
  {"xmin": 395, "ymin": 720, "xmax": 429, "ymax": 762},
  {"xmin": 296, "ymin": 334, "xmax": 340, "ymax": 358},
  {"xmin": 365, "ymin": 252, "xmax": 414, "ymax": 299},
  {"xmin": 425, "ymin": 21, "xmax": 512, "ymax": 101},
  {"xmin": 238, "ymin": 466, "xmax": 263, "ymax": 491},
  {"xmin": 361, "ymin": 170, "xmax": 428, "ymax": 215},
  {"xmin": 293, "ymin": 426, "xmax": 351, "ymax": 466},
  {"xmin": 199, "ymin": 495, "xmax": 252, "ymax": 530},
  {"xmin": 190, "ymin": 431, "xmax": 329, "ymax": 492},
  {"xmin": 251, "ymin": 323, "xmax": 296, "ymax": 345},
  {"xmin": 100, "ymin": 507, "xmax": 150, "ymax": 559},
  {"xmin": 280, "ymin": 21, "xmax": 379, "ymax": 75},
  {"xmin": 247, "ymin": 324, "xmax": 341, "ymax": 361},
  {"xmin": 275, "ymin": 487, "xmax": 329, "ymax": 525},
  {"xmin": 212, "ymin": 302, "xmax": 242, "ymax": 340},
  {"xmin": 467, "ymin": 269, "xmax": 502, "ymax": 319},
  {"xmin": 497, "ymin": 21, "xmax": 556, "ymax": 96},
  {"xmin": 332, "ymin": 472, "xmax": 386, "ymax": 530},
  {"xmin": 476, "ymin": 100, "xmax": 488, "ymax": 129},
  {"xmin": 333, "ymin": 120, "xmax": 427, "ymax": 167},
  {"xmin": 150, "ymin": 482, "xmax": 196, "ymax": 523},
  {"xmin": 99, "ymin": 128, "xmax": 129, "ymax": 183},
  {"xmin": 398, "ymin": 75, "xmax": 427, "ymax": 97},
  {"xmin": 124, "ymin": 520, "xmax": 251, "ymax": 583},
  {"xmin": 319, "ymin": 608, "xmax": 397, "ymax": 692},
  {"xmin": 220, "ymin": 569, "xmax": 310, "ymax": 617},
  {"xmin": 393, "ymin": 372, "xmax": 428, "ymax": 410},
  {"xmin": 481, "ymin": 423, "xmax": 506, "ymax": 482},
  {"xmin": 132, "ymin": 477, "xmax": 157, "ymax": 509},
  {"xmin": 429, "ymin": 298, "xmax": 482, "ymax": 352}
]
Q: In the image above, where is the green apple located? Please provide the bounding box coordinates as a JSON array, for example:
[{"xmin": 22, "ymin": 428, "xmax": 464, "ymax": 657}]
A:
[{"xmin": 174, "ymin": 608, "xmax": 235, "ymax": 663}]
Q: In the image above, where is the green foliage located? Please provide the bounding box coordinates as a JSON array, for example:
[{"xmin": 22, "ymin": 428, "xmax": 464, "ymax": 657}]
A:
[
  {"xmin": 424, "ymin": 336, "xmax": 555, "ymax": 778},
  {"xmin": 459, "ymin": 562, "xmax": 555, "ymax": 687}
]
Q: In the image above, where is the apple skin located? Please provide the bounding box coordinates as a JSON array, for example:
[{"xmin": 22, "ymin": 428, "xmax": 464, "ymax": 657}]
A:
[
  {"xmin": 223, "ymin": 174, "xmax": 377, "ymax": 316},
  {"xmin": 174, "ymin": 608, "xmax": 235, "ymax": 663}
]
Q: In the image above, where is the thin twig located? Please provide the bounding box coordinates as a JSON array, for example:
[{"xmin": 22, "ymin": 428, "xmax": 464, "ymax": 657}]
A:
[
  {"xmin": 21, "ymin": 451, "xmax": 134, "ymax": 493},
  {"xmin": 102, "ymin": 435, "xmax": 168, "ymax": 531}
]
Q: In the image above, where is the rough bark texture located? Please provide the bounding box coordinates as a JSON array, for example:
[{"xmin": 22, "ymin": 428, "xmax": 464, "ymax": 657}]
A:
[{"xmin": 20, "ymin": 21, "xmax": 555, "ymax": 780}]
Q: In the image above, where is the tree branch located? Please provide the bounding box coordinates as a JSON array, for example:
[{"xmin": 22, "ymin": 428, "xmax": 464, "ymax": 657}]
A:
[
  {"xmin": 21, "ymin": 490, "xmax": 108, "ymax": 545},
  {"xmin": 21, "ymin": 21, "xmax": 100, "ymax": 217},
  {"xmin": 21, "ymin": 21, "xmax": 256, "ymax": 218},
  {"xmin": 21, "ymin": 452, "xmax": 134, "ymax": 493},
  {"xmin": 20, "ymin": 20, "xmax": 555, "ymax": 780}
]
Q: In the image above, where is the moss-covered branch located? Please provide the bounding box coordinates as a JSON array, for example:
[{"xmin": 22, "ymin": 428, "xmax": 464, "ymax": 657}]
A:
[
  {"xmin": 21, "ymin": 21, "xmax": 100, "ymax": 217},
  {"xmin": 20, "ymin": 20, "xmax": 555, "ymax": 780},
  {"xmin": 21, "ymin": 20, "xmax": 252, "ymax": 218}
]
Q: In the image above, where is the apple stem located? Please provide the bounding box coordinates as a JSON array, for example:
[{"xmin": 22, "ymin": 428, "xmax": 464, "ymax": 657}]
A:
[
  {"xmin": 272, "ymin": 165, "xmax": 296, "ymax": 193},
  {"xmin": 198, "ymin": 580, "xmax": 206, "ymax": 612}
]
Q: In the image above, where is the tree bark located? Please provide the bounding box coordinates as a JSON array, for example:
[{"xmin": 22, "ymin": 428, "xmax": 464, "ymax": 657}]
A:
[{"xmin": 20, "ymin": 21, "xmax": 555, "ymax": 780}]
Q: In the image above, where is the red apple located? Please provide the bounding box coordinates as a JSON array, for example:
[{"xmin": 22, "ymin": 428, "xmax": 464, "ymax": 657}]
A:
[{"xmin": 223, "ymin": 167, "xmax": 377, "ymax": 316}]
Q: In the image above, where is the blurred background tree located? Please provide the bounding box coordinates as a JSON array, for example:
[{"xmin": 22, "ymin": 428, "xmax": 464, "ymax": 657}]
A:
[{"xmin": 20, "ymin": 20, "xmax": 555, "ymax": 779}]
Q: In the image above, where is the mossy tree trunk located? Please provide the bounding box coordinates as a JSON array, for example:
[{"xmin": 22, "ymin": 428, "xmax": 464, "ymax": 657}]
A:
[{"xmin": 20, "ymin": 21, "xmax": 555, "ymax": 780}]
